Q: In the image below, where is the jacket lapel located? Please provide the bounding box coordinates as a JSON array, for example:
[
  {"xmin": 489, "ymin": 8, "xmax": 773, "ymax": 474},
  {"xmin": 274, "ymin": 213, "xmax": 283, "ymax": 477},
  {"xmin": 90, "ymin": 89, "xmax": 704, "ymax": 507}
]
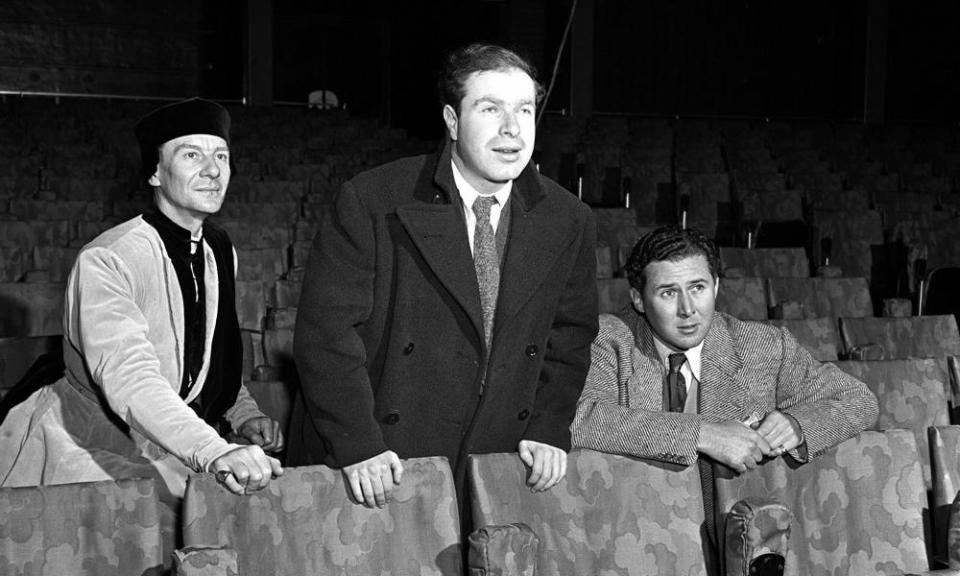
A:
[
  {"xmin": 395, "ymin": 142, "xmax": 484, "ymax": 341},
  {"xmin": 492, "ymin": 170, "xmax": 569, "ymax": 339},
  {"xmin": 699, "ymin": 314, "xmax": 746, "ymax": 419}
]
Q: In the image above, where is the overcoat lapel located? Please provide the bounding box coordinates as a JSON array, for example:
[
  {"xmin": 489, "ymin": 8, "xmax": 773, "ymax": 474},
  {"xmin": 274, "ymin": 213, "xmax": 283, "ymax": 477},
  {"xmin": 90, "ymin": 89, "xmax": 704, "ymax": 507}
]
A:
[
  {"xmin": 395, "ymin": 142, "xmax": 484, "ymax": 342},
  {"xmin": 699, "ymin": 316, "xmax": 746, "ymax": 419}
]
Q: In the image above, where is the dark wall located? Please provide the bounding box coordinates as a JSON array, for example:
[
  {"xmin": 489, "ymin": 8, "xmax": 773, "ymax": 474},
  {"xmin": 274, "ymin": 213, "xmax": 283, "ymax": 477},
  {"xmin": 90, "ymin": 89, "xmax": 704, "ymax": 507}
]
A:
[
  {"xmin": 0, "ymin": 0, "xmax": 226, "ymax": 97},
  {"xmin": 1, "ymin": 1, "xmax": 957, "ymax": 130}
]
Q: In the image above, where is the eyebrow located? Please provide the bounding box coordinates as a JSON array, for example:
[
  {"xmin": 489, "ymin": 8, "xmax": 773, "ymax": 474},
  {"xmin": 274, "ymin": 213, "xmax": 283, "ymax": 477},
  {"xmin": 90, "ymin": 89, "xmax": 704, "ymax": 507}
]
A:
[
  {"xmin": 171, "ymin": 143, "xmax": 230, "ymax": 154},
  {"xmin": 472, "ymin": 95, "xmax": 536, "ymax": 108}
]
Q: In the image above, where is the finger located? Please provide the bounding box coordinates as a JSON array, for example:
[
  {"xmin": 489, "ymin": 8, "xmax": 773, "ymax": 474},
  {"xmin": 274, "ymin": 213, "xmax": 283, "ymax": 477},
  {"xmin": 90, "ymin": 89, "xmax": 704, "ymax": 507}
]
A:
[
  {"xmin": 359, "ymin": 475, "xmax": 377, "ymax": 508},
  {"xmin": 269, "ymin": 456, "xmax": 284, "ymax": 477},
  {"xmin": 532, "ymin": 453, "xmax": 551, "ymax": 491},
  {"xmin": 391, "ymin": 458, "xmax": 404, "ymax": 486},
  {"xmin": 347, "ymin": 472, "xmax": 365, "ymax": 505},
  {"xmin": 527, "ymin": 452, "xmax": 545, "ymax": 488},
  {"xmin": 257, "ymin": 422, "xmax": 275, "ymax": 449},
  {"xmin": 268, "ymin": 423, "xmax": 285, "ymax": 452},
  {"xmin": 369, "ymin": 474, "xmax": 387, "ymax": 508},
  {"xmin": 518, "ymin": 443, "xmax": 534, "ymax": 467},
  {"xmin": 544, "ymin": 452, "xmax": 563, "ymax": 490}
]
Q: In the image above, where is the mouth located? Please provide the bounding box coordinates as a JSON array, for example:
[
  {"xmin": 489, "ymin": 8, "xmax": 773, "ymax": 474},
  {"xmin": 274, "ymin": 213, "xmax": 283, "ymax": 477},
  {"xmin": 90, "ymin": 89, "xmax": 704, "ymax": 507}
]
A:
[
  {"xmin": 677, "ymin": 324, "xmax": 699, "ymax": 335},
  {"xmin": 492, "ymin": 145, "xmax": 523, "ymax": 159}
]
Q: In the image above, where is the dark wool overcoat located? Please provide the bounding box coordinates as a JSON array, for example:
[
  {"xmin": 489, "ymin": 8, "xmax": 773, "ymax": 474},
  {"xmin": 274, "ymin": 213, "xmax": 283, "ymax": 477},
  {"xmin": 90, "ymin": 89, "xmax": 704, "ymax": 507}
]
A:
[{"xmin": 287, "ymin": 141, "xmax": 599, "ymax": 491}]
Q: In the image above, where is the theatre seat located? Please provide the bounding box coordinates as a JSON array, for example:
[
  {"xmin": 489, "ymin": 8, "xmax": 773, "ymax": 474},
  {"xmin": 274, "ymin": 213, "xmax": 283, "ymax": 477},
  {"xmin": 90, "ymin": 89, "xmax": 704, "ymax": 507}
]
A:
[
  {"xmin": 182, "ymin": 457, "xmax": 462, "ymax": 576},
  {"xmin": 469, "ymin": 449, "xmax": 710, "ymax": 575},
  {"xmin": 767, "ymin": 277, "xmax": 873, "ymax": 319},
  {"xmin": 719, "ymin": 247, "xmax": 810, "ymax": 279},
  {"xmin": 0, "ymin": 478, "xmax": 164, "ymax": 576},
  {"xmin": 716, "ymin": 277, "xmax": 768, "ymax": 320},
  {"xmin": 715, "ymin": 430, "xmax": 930, "ymax": 575},
  {"xmin": 834, "ymin": 358, "xmax": 951, "ymax": 489},
  {"xmin": 838, "ymin": 315, "xmax": 960, "ymax": 361},
  {"xmin": 760, "ymin": 317, "xmax": 842, "ymax": 361}
]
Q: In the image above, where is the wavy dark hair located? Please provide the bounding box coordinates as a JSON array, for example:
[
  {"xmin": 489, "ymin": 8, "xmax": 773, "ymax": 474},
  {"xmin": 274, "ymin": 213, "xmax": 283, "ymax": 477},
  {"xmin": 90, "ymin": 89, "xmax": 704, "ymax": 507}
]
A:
[
  {"xmin": 437, "ymin": 43, "xmax": 545, "ymax": 114},
  {"xmin": 624, "ymin": 226, "xmax": 720, "ymax": 292}
]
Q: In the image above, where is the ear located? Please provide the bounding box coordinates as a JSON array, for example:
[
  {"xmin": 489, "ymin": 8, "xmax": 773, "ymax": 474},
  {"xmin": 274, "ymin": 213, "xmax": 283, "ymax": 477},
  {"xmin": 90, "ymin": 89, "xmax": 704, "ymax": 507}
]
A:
[
  {"xmin": 629, "ymin": 287, "xmax": 645, "ymax": 314},
  {"xmin": 442, "ymin": 104, "xmax": 459, "ymax": 141},
  {"xmin": 713, "ymin": 276, "xmax": 720, "ymax": 298},
  {"xmin": 147, "ymin": 166, "xmax": 161, "ymax": 188}
]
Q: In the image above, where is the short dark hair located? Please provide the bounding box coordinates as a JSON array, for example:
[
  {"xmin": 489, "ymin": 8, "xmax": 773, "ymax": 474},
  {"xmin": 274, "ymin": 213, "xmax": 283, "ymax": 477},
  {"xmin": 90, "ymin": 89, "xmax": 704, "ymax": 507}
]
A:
[
  {"xmin": 624, "ymin": 226, "xmax": 720, "ymax": 292},
  {"xmin": 437, "ymin": 43, "xmax": 545, "ymax": 114}
]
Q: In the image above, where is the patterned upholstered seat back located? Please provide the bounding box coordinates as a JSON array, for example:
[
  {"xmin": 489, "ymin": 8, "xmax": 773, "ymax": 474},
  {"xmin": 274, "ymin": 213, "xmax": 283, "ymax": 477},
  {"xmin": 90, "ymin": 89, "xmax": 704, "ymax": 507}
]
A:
[
  {"xmin": 716, "ymin": 277, "xmax": 768, "ymax": 320},
  {"xmin": 838, "ymin": 315, "xmax": 960, "ymax": 360},
  {"xmin": 0, "ymin": 477, "xmax": 164, "ymax": 576},
  {"xmin": 715, "ymin": 430, "xmax": 929, "ymax": 576},
  {"xmin": 760, "ymin": 318, "xmax": 842, "ymax": 361},
  {"xmin": 834, "ymin": 358, "xmax": 950, "ymax": 488},
  {"xmin": 767, "ymin": 277, "xmax": 873, "ymax": 319},
  {"xmin": 719, "ymin": 247, "xmax": 810, "ymax": 278},
  {"xmin": 182, "ymin": 457, "xmax": 462, "ymax": 576},
  {"xmin": 468, "ymin": 449, "xmax": 709, "ymax": 576}
]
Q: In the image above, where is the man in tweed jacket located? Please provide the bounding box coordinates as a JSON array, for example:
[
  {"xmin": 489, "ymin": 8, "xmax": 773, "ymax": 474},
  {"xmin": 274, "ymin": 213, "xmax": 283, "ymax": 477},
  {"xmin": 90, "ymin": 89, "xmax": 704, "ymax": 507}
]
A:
[{"xmin": 571, "ymin": 226, "xmax": 878, "ymax": 473}]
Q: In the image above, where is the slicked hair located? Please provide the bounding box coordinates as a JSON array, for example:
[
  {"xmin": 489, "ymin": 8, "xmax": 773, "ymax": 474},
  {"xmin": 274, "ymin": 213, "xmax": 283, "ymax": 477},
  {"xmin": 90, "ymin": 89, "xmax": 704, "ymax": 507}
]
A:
[
  {"xmin": 437, "ymin": 43, "xmax": 545, "ymax": 114},
  {"xmin": 624, "ymin": 226, "xmax": 720, "ymax": 292}
]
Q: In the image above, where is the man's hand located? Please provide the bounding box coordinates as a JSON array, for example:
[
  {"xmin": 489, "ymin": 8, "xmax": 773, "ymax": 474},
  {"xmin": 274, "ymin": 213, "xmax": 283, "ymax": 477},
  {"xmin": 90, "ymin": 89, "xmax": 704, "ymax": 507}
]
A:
[
  {"xmin": 518, "ymin": 440, "xmax": 567, "ymax": 492},
  {"xmin": 697, "ymin": 420, "xmax": 773, "ymax": 473},
  {"xmin": 755, "ymin": 410, "xmax": 803, "ymax": 457},
  {"xmin": 212, "ymin": 444, "xmax": 283, "ymax": 495},
  {"xmin": 342, "ymin": 451, "xmax": 403, "ymax": 508},
  {"xmin": 237, "ymin": 416, "xmax": 285, "ymax": 453}
]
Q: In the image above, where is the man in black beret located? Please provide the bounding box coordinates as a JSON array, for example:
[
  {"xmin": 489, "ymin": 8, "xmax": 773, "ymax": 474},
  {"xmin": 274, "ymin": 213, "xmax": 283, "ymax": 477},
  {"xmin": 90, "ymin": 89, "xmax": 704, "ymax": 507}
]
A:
[{"xmin": 0, "ymin": 97, "xmax": 284, "ymax": 563}]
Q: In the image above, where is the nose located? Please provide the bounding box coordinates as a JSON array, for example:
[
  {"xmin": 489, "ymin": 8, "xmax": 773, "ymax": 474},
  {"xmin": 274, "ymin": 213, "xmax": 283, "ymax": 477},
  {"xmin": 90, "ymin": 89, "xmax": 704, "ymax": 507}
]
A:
[
  {"xmin": 200, "ymin": 155, "xmax": 221, "ymax": 178},
  {"xmin": 677, "ymin": 292, "xmax": 694, "ymax": 318},
  {"xmin": 500, "ymin": 110, "xmax": 519, "ymax": 137}
]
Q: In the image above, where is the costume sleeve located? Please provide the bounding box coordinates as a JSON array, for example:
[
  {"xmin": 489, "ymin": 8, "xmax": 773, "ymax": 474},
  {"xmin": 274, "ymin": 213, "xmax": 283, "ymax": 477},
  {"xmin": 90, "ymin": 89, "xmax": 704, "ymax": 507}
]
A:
[
  {"xmin": 521, "ymin": 207, "xmax": 600, "ymax": 451},
  {"xmin": 570, "ymin": 315, "xmax": 703, "ymax": 466},
  {"xmin": 293, "ymin": 181, "xmax": 387, "ymax": 466},
  {"xmin": 71, "ymin": 247, "xmax": 240, "ymax": 473},
  {"xmin": 775, "ymin": 327, "xmax": 879, "ymax": 460},
  {"xmin": 224, "ymin": 382, "xmax": 267, "ymax": 430}
]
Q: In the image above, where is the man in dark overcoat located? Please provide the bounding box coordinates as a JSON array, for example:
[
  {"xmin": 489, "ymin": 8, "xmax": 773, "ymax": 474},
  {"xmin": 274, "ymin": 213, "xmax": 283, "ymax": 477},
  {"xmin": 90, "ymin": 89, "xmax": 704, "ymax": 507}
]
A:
[{"xmin": 287, "ymin": 43, "xmax": 599, "ymax": 511}]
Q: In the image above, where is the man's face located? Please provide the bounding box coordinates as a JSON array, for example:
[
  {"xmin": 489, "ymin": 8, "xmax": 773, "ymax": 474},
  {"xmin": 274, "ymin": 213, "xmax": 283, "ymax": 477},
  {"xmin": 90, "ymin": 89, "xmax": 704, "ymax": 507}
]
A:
[
  {"xmin": 631, "ymin": 254, "xmax": 719, "ymax": 352},
  {"xmin": 443, "ymin": 68, "xmax": 536, "ymax": 195},
  {"xmin": 149, "ymin": 133, "xmax": 230, "ymax": 230}
]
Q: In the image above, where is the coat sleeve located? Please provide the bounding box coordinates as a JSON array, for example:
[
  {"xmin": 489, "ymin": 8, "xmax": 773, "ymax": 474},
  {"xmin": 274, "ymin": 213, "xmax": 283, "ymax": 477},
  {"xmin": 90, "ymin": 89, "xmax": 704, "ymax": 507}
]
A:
[
  {"xmin": 521, "ymin": 207, "xmax": 599, "ymax": 451},
  {"xmin": 774, "ymin": 327, "xmax": 879, "ymax": 460},
  {"xmin": 293, "ymin": 181, "xmax": 388, "ymax": 467},
  {"xmin": 570, "ymin": 315, "xmax": 704, "ymax": 466},
  {"xmin": 71, "ymin": 247, "xmax": 240, "ymax": 473}
]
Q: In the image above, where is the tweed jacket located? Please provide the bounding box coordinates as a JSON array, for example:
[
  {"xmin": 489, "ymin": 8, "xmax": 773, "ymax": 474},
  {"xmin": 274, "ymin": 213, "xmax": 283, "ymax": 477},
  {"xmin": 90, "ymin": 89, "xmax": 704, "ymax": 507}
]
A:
[
  {"xmin": 288, "ymin": 141, "xmax": 599, "ymax": 481},
  {"xmin": 571, "ymin": 307, "xmax": 879, "ymax": 467},
  {"xmin": 0, "ymin": 216, "xmax": 264, "ymax": 495}
]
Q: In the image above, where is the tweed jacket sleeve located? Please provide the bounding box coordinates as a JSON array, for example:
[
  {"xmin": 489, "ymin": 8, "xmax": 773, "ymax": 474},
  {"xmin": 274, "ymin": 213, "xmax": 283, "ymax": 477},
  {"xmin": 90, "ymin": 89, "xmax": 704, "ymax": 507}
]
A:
[
  {"xmin": 760, "ymin": 323, "xmax": 879, "ymax": 460},
  {"xmin": 571, "ymin": 314, "xmax": 704, "ymax": 466}
]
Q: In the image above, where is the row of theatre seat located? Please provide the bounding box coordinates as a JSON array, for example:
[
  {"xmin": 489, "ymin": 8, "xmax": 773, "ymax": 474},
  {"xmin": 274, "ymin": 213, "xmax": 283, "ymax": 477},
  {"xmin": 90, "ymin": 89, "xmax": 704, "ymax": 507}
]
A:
[
  {"xmin": 2, "ymin": 312, "xmax": 960, "ymax": 575},
  {"xmin": 2, "ymin": 432, "xmax": 959, "ymax": 576}
]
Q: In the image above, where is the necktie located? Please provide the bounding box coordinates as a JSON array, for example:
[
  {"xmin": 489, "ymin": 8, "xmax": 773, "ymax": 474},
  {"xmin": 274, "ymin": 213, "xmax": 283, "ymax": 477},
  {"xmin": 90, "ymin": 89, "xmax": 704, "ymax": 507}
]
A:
[
  {"xmin": 473, "ymin": 195, "xmax": 500, "ymax": 350},
  {"xmin": 667, "ymin": 352, "xmax": 687, "ymax": 412}
]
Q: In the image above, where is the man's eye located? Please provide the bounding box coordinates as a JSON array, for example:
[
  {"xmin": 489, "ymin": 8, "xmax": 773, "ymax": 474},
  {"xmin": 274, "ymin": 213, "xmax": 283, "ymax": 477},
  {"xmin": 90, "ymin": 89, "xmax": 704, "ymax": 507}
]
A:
[
  {"xmin": 691, "ymin": 284, "xmax": 704, "ymax": 293},
  {"xmin": 216, "ymin": 153, "xmax": 229, "ymax": 161},
  {"xmin": 185, "ymin": 151, "xmax": 199, "ymax": 159},
  {"xmin": 661, "ymin": 290, "xmax": 676, "ymax": 298}
]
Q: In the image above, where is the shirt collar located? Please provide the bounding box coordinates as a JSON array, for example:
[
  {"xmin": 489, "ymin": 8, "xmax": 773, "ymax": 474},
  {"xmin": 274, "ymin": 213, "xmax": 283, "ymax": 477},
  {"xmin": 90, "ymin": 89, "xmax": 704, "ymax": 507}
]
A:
[
  {"xmin": 652, "ymin": 335, "xmax": 704, "ymax": 382},
  {"xmin": 451, "ymin": 159, "xmax": 512, "ymax": 209}
]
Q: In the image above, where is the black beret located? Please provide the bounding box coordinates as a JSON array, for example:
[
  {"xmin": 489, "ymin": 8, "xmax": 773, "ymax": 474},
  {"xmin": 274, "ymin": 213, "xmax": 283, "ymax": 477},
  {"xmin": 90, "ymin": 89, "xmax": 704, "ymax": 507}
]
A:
[{"xmin": 134, "ymin": 98, "xmax": 231, "ymax": 181}]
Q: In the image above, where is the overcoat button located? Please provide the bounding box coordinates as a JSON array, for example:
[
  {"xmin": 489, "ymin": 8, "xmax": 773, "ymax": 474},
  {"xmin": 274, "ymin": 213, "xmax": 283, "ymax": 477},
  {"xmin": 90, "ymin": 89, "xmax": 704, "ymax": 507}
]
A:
[
  {"xmin": 403, "ymin": 342, "xmax": 415, "ymax": 355},
  {"xmin": 517, "ymin": 409, "xmax": 530, "ymax": 421},
  {"xmin": 525, "ymin": 345, "xmax": 538, "ymax": 357},
  {"xmin": 383, "ymin": 412, "xmax": 400, "ymax": 425}
]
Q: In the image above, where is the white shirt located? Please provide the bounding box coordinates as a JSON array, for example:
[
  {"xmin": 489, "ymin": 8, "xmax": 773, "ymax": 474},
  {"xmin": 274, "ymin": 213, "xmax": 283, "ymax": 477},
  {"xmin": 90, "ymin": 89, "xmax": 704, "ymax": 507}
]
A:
[
  {"xmin": 652, "ymin": 337, "xmax": 704, "ymax": 392},
  {"xmin": 451, "ymin": 160, "xmax": 512, "ymax": 256}
]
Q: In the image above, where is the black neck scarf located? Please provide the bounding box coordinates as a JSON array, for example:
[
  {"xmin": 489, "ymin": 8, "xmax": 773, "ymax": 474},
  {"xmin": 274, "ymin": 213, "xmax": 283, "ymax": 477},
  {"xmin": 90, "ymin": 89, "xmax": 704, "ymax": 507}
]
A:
[{"xmin": 143, "ymin": 209, "xmax": 242, "ymax": 427}]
